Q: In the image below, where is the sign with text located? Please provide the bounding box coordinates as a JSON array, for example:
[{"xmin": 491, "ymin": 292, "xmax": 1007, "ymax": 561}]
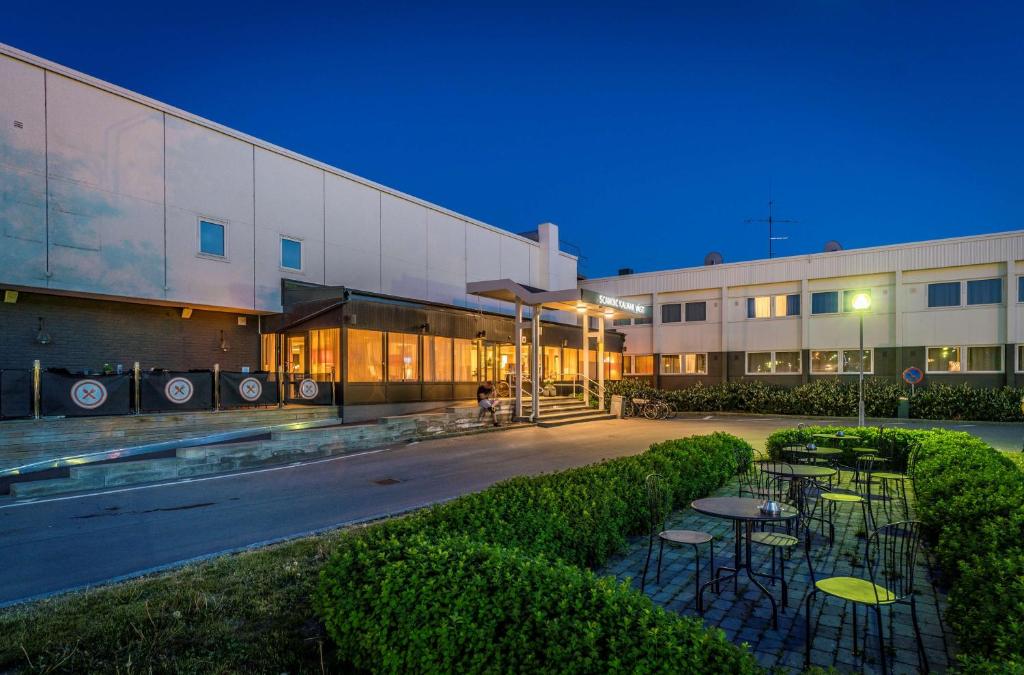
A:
[{"xmin": 580, "ymin": 290, "xmax": 652, "ymax": 318}]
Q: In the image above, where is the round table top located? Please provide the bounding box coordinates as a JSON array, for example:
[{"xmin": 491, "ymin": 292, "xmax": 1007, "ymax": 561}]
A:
[
  {"xmin": 759, "ymin": 464, "xmax": 837, "ymax": 478},
  {"xmin": 811, "ymin": 433, "xmax": 855, "ymax": 440},
  {"xmin": 691, "ymin": 496, "xmax": 798, "ymax": 522},
  {"xmin": 793, "ymin": 447, "xmax": 842, "ymax": 456}
]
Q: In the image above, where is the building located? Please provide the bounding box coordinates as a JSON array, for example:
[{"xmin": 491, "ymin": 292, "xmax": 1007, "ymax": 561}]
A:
[
  {"xmin": 587, "ymin": 230, "xmax": 1024, "ymax": 389},
  {"xmin": 0, "ymin": 43, "xmax": 634, "ymax": 418}
]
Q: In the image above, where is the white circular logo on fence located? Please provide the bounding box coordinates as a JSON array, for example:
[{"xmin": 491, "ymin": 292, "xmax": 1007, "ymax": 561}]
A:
[
  {"xmin": 164, "ymin": 377, "xmax": 194, "ymax": 404},
  {"xmin": 298, "ymin": 378, "xmax": 319, "ymax": 400},
  {"xmin": 71, "ymin": 379, "xmax": 108, "ymax": 410},
  {"xmin": 239, "ymin": 377, "xmax": 263, "ymax": 402}
]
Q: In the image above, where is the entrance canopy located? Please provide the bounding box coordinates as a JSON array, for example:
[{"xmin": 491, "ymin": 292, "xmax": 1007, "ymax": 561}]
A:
[{"xmin": 466, "ymin": 279, "xmax": 651, "ymax": 319}]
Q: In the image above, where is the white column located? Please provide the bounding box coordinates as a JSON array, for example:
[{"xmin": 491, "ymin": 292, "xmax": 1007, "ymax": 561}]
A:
[
  {"xmin": 514, "ymin": 300, "xmax": 523, "ymax": 420},
  {"xmin": 582, "ymin": 311, "xmax": 590, "ymax": 406},
  {"xmin": 720, "ymin": 285, "xmax": 729, "ymax": 383},
  {"xmin": 531, "ymin": 306, "xmax": 541, "ymax": 421},
  {"xmin": 597, "ymin": 314, "xmax": 606, "ymax": 408}
]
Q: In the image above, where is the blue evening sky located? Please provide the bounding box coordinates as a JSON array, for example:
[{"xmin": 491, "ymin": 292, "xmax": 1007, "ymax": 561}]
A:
[{"xmin": 4, "ymin": 1, "xmax": 1022, "ymax": 278}]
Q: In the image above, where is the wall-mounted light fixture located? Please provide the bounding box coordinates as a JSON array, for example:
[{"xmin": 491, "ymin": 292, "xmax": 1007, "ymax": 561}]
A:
[
  {"xmin": 181, "ymin": 307, "xmax": 193, "ymax": 319},
  {"xmin": 475, "ymin": 330, "xmax": 487, "ymax": 339},
  {"xmin": 219, "ymin": 330, "xmax": 230, "ymax": 352},
  {"xmin": 35, "ymin": 317, "xmax": 51, "ymax": 345},
  {"xmin": 3, "ymin": 290, "xmax": 17, "ymax": 304},
  {"xmin": 419, "ymin": 322, "xmax": 430, "ymax": 333}
]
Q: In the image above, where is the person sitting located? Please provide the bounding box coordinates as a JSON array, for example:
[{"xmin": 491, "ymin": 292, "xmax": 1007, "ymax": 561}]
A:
[{"xmin": 477, "ymin": 380, "xmax": 500, "ymax": 426}]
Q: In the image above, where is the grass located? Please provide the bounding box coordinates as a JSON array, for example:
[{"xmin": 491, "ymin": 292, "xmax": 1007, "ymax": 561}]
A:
[{"xmin": 0, "ymin": 529, "xmax": 352, "ymax": 673}]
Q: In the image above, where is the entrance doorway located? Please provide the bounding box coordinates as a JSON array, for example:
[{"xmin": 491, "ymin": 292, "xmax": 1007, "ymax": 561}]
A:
[{"xmin": 286, "ymin": 335, "xmax": 306, "ymax": 375}]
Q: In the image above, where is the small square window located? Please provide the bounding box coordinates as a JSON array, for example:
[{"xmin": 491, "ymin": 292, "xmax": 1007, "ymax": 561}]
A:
[
  {"xmin": 199, "ymin": 220, "xmax": 225, "ymax": 257},
  {"xmin": 811, "ymin": 291, "xmax": 839, "ymax": 314},
  {"xmin": 661, "ymin": 354, "xmax": 681, "ymax": 374},
  {"xmin": 661, "ymin": 304, "xmax": 681, "ymax": 323},
  {"xmin": 281, "ymin": 237, "xmax": 302, "ymax": 271},
  {"xmin": 927, "ymin": 282, "xmax": 961, "ymax": 308},
  {"xmin": 684, "ymin": 302, "xmax": 706, "ymax": 322}
]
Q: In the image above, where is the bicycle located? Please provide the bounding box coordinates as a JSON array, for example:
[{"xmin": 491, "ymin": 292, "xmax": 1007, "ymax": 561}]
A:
[{"xmin": 640, "ymin": 398, "xmax": 676, "ymax": 420}]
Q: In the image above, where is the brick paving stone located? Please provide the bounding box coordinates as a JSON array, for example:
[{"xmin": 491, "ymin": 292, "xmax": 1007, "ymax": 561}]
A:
[{"xmin": 597, "ymin": 474, "xmax": 955, "ymax": 672}]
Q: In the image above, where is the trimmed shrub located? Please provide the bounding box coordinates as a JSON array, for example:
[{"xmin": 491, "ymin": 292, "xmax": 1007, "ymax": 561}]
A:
[
  {"xmin": 317, "ymin": 534, "xmax": 759, "ymax": 673},
  {"xmin": 764, "ymin": 423, "xmax": 930, "ymax": 470},
  {"xmin": 606, "ymin": 378, "xmax": 1024, "ymax": 422},
  {"xmin": 316, "ymin": 433, "xmax": 757, "ymax": 671}
]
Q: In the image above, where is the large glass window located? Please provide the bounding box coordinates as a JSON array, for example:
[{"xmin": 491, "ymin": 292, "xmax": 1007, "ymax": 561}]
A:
[
  {"xmin": 543, "ymin": 346, "xmax": 562, "ymax": 380},
  {"xmin": 310, "ymin": 328, "xmax": 340, "ymax": 379},
  {"xmin": 810, "ymin": 350, "xmax": 839, "ymax": 373},
  {"xmin": 347, "ymin": 329, "xmax": 383, "ymax": 382},
  {"xmin": 454, "ymin": 339, "xmax": 477, "ymax": 382},
  {"xmin": 605, "ymin": 352, "xmax": 622, "ymax": 380},
  {"xmin": 842, "ymin": 349, "xmax": 872, "ymax": 374},
  {"xmin": 661, "ymin": 304, "xmax": 682, "ymax": 323},
  {"xmin": 563, "ymin": 348, "xmax": 579, "ymax": 377},
  {"xmin": 683, "ymin": 353, "xmax": 708, "ymax": 374},
  {"xmin": 281, "ymin": 237, "xmax": 302, "ymax": 271},
  {"xmin": 747, "ymin": 350, "xmax": 800, "ymax": 374},
  {"xmin": 811, "ymin": 291, "xmax": 839, "ymax": 314},
  {"xmin": 387, "ymin": 333, "xmax": 419, "ymax": 382},
  {"xmin": 967, "ymin": 278, "xmax": 1002, "ymax": 305},
  {"xmin": 685, "ymin": 302, "xmax": 707, "ymax": 322},
  {"xmin": 625, "ymin": 355, "xmax": 654, "ymax": 375},
  {"xmin": 927, "ymin": 346, "xmax": 961, "ymax": 373},
  {"xmin": 842, "ymin": 289, "xmax": 871, "ymax": 312},
  {"xmin": 927, "ymin": 282, "xmax": 961, "ymax": 308},
  {"xmin": 967, "ymin": 346, "xmax": 1002, "ymax": 372},
  {"xmin": 423, "ymin": 336, "xmax": 453, "ymax": 382},
  {"xmin": 661, "ymin": 354, "xmax": 681, "ymax": 374},
  {"xmin": 260, "ymin": 334, "xmax": 278, "ymax": 372},
  {"xmin": 811, "ymin": 349, "xmax": 872, "ymax": 373},
  {"xmin": 199, "ymin": 220, "xmax": 225, "ymax": 257}
]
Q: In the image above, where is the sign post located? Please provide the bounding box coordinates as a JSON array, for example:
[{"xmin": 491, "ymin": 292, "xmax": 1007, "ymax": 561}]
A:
[{"xmin": 902, "ymin": 366, "xmax": 924, "ymax": 395}]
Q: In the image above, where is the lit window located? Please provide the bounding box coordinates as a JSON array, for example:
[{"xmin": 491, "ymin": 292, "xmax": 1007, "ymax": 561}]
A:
[
  {"xmin": 778, "ymin": 294, "xmax": 800, "ymax": 316},
  {"xmin": 747, "ymin": 350, "xmax": 801, "ymax": 374},
  {"xmin": 774, "ymin": 351, "xmax": 800, "ymax": 373},
  {"xmin": 423, "ymin": 336, "xmax": 453, "ymax": 382},
  {"xmin": 746, "ymin": 352, "xmax": 773, "ymax": 373},
  {"xmin": 453, "ymin": 338, "xmax": 477, "ymax": 382},
  {"xmin": 543, "ymin": 346, "xmax": 562, "ymax": 380},
  {"xmin": 926, "ymin": 346, "xmax": 961, "ymax": 373},
  {"xmin": 811, "ymin": 350, "xmax": 839, "ymax": 373},
  {"xmin": 199, "ymin": 220, "xmax": 225, "ymax": 257},
  {"xmin": 562, "ymin": 348, "xmax": 579, "ymax": 377},
  {"xmin": 661, "ymin": 354, "xmax": 681, "ymax": 374},
  {"xmin": 683, "ymin": 353, "xmax": 708, "ymax": 374},
  {"xmin": 966, "ymin": 278, "xmax": 1002, "ymax": 305},
  {"xmin": 810, "ymin": 349, "xmax": 874, "ymax": 374},
  {"xmin": 927, "ymin": 282, "xmax": 961, "ymax": 308},
  {"xmin": 842, "ymin": 349, "xmax": 872, "ymax": 374},
  {"xmin": 811, "ymin": 291, "xmax": 839, "ymax": 314},
  {"xmin": 626, "ymin": 355, "xmax": 654, "ymax": 375},
  {"xmin": 346, "ymin": 329, "xmax": 383, "ymax": 382},
  {"xmin": 260, "ymin": 334, "xmax": 278, "ymax": 372},
  {"xmin": 661, "ymin": 304, "xmax": 681, "ymax": 323},
  {"xmin": 387, "ymin": 333, "xmax": 419, "ymax": 382},
  {"xmin": 747, "ymin": 296, "xmax": 771, "ymax": 319},
  {"xmin": 281, "ymin": 237, "xmax": 302, "ymax": 271},
  {"xmin": 309, "ymin": 328, "xmax": 340, "ymax": 379},
  {"xmin": 605, "ymin": 352, "xmax": 622, "ymax": 380},
  {"xmin": 685, "ymin": 302, "xmax": 707, "ymax": 322}
]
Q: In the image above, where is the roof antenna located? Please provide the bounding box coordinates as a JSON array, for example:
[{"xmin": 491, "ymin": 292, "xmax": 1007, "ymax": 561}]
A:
[{"xmin": 745, "ymin": 181, "xmax": 796, "ymax": 259}]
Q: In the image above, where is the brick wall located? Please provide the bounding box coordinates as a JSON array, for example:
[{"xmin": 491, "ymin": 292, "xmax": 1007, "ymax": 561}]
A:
[{"xmin": 0, "ymin": 292, "xmax": 260, "ymax": 372}]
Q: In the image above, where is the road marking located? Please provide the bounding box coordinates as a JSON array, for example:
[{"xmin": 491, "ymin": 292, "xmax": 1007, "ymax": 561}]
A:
[
  {"xmin": 0, "ymin": 447, "xmax": 394, "ymax": 511},
  {"xmin": 702, "ymin": 415, "xmax": 714, "ymax": 420}
]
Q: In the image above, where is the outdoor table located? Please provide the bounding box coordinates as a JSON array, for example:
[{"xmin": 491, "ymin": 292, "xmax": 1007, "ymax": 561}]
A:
[
  {"xmin": 787, "ymin": 446, "xmax": 842, "ymax": 465},
  {"xmin": 760, "ymin": 463, "xmax": 837, "ymax": 506},
  {"xmin": 691, "ymin": 497, "xmax": 798, "ymax": 628}
]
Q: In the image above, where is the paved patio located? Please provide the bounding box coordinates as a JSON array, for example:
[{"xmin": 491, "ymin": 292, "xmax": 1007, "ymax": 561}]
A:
[{"xmin": 598, "ymin": 470, "xmax": 956, "ymax": 673}]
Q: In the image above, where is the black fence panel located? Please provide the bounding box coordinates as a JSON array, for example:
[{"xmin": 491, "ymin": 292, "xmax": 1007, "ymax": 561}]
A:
[
  {"xmin": 40, "ymin": 371, "xmax": 131, "ymax": 417},
  {"xmin": 0, "ymin": 370, "xmax": 32, "ymax": 419},
  {"xmin": 284, "ymin": 375, "xmax": 334, "ymax": 406},
  {"xmin": 219, "ymin": 371, "xmax": 279, "ymax": 408},
  {"xmin": 140, "ymin": 371, "xmax": 214, "ymax": 412}
]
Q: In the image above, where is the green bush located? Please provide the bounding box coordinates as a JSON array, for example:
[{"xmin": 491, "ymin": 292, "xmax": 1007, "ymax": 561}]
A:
[
  {"xmin": 764, "ymin": 424, "xmax": 930, "ymax": 470},
  {"xmin": 317, "ymin": 534, "xmax": 759, "ymax": 674},
  {"xmin": 316, "ymin": 433, "xmax": 756, "ymax": 671},
  {"xmin": 606, "ymin": 378, "xmax": 1024, "ymax": 422}
]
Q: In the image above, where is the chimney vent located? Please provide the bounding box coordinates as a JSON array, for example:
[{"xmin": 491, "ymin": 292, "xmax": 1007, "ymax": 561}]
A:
[{"xmin": 617, "ymin": 267, "xmax": 634, "ymax": 276}]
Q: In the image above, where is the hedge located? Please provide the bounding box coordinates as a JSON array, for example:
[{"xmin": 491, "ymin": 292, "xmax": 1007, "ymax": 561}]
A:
[
  {"xmin": 766, "ymin": 426, "xmax": 1024, "ymax": 671},
  {"xmin": 607, "ymin": 378, "xmax": 1024, "ymax": 422},
  {"xmin": 764, "ymin": 424, "xmax": 930, "ymax": 470},
  {"xmin": 316, "ymin": 433, "xmax": 759, "ymax": 672}
]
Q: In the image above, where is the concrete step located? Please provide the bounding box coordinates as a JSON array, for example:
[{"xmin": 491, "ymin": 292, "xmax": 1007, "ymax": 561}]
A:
[
  {"xmin": 10, "ymin": 474, "xmax": 105, "ymax": 498},
  {"xmin": 536, "ymin": 412, "xmax": 616, "ymax": 428}
]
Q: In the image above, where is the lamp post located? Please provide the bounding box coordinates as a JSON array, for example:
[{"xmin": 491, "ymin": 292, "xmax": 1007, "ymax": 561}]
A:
[{"xmin": 851, "ymin": 292, "xmax": 872, "ymax": 427}]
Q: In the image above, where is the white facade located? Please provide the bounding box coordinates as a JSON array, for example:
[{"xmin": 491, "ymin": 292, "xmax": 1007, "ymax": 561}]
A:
[
  {"xmin": 0, "ymin": 44, "xmax": 577, "ymax": 314},
  {"xmin": 585, "ymin": 231, "xmax": 1024, "ymax": 378}
]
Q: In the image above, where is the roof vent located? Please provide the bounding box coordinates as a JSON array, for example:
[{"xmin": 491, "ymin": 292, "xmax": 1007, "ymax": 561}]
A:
[
  {"xmin": 13, "ymin": 121, "xmax": 23, "ymax": 129},
  {"xmin": 823, "ymin": 240, "xmax": 843, "ymax": 252},
  {"xmin": 617, "ymin": 267, "xmax": 634, "ymax": 276},
  {"xmin": 704, "ymin": 251, "xmax": 724, "ymax": 266}
]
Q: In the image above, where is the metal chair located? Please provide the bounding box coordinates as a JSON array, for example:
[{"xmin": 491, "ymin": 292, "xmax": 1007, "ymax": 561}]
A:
[
  {"xmin": 738, "ymin": 456, "xmax": 771, "ymax": 500},
  {"xmin": 749, "ymin": 473, "xmax": 800, "ymax": 606},
  {"xmin": 805, "ymin": 521, "xmax": 929, "ymax": 674},
  {"xmin": 871, "ymin": 427, "xmax": 914, "ymax": 520},
  {"xmin": 641, "ymin": 473, "xmax": 715, "ymax": 602}
]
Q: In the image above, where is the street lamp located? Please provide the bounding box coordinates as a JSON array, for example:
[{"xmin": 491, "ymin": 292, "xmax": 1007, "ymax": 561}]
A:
[{"xmin": 851, "ymin": 292, "xmax": 871, "ymax": 427}]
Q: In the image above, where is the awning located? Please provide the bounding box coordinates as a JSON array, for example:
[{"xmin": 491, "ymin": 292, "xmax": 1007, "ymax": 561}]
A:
[{"xmin": 466, "ymin": 279, "xmax": 651, "ymax": 319}]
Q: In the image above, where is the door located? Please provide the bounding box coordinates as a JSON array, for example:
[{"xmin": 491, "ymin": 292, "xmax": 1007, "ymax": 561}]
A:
[{"xmin": 286, "ymin": 335, "xmax": 307, "ymax": 375}]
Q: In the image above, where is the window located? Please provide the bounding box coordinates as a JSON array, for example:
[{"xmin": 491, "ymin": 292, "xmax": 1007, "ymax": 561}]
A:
[
  {"xmin": 625, "ymin": 355, "xmax": 654, "ymax": 375},
  {"xmin": 842, "ymin": 289, "xmax": 871, "ymax": 313},
  {"xmin": 347, "ymin": 329, "xmax": 383, "ymax": 382},
  {"xmin": 927, "ymin": 282, "xmax": 961, "ymax": 308},
  {"xmin": 562, "ymin": 348, "xmax": 579, "ymax": 377},
  {"xmin": 1017, "ymin": 345, "xmax": 1024, "ymax": 373},
  {"xmin": 811, "ymin": 291, "xmax": 839, "ymax": 314},
  {"xmin": 967, "ymin": 346, "xmax": 1002, "ymax": 372},
  {"xmin": 926, "ymin": 346, "xmax": 961, "ymax": 373},
  {"xmin": 746, "ymin": 296, "xmax": 771, "ymax": 318},
  {"xmin": 783, "ymin": 294, "xmax": 801, "ymax": 316},
  {"xmin": 310, "ymin": 328, "xmax": 340, "ymax": 379},
  {"xmin": 633, "ymin": 316, "xmax": 653, "ymax": 325},
  {"xmin": 661, "ymin": 304, "xmax": 681, "ymax": 323},
  {"xmin": 605, "ymin": 352, "xmax": 622, "ymax": 380},
  {"xmin": 661, "ymin": 354, "xmax": 681, "ymax": 374},
  {"xmin": 685, "ymin": 302, "xmax": 707, "ymax": 322},
  {"xmin": 613, "ymin": 318, "xmax": 631, "ymax": 326},
  {"xmin": 199, "ymin": 220, "xmax": 225, "ymax": 257},
  {"xmin": 683, "ymin": 353, "xmax": 708, "ymax": 374},
  {"xmin": 746, "ymin": 350, "xmax": 801, "ymax": 374},
  {"xmin": 423, "ymin": 336, "xmax": 453, "ymax": 382},
  {"xmin": 453, "ymin": 338, "xmax": 477, "ymax": 382},
  {"xmin": 281, "ymin": 237, "xmax": 302, "ymax": 271},
  {"xmin": 967, "ymin": 278, "xmax": 1002, "ymax": 305},
  {"xmin": 811, "ymin": 346, "xmax": 873, "ymax": 374},
  {"xmin": 387, "ymin": 333, "xmax": 419, "ymax": 382},
  {"xmin": 260, "ymin": 334, "xmax": 278, "ymax": 372},
  {"xmin": 1018, "ymin": 277, "xmax": 1024, "ymax": 303},
  {"xmin": 543, "ymin": 346, "xmax": 562, "ymax": 380}
]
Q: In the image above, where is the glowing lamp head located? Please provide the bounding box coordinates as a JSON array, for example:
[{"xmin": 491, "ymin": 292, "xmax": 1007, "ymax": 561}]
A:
[{"xmin": 851, "ymin": 293, "xmax": 871, "ymax": 311}]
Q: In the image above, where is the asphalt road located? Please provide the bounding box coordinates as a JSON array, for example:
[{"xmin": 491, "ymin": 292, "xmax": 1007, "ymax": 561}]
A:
[{"xmin": 0, "ymin": 414, "xmax": 1019, "ymax": 606}]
